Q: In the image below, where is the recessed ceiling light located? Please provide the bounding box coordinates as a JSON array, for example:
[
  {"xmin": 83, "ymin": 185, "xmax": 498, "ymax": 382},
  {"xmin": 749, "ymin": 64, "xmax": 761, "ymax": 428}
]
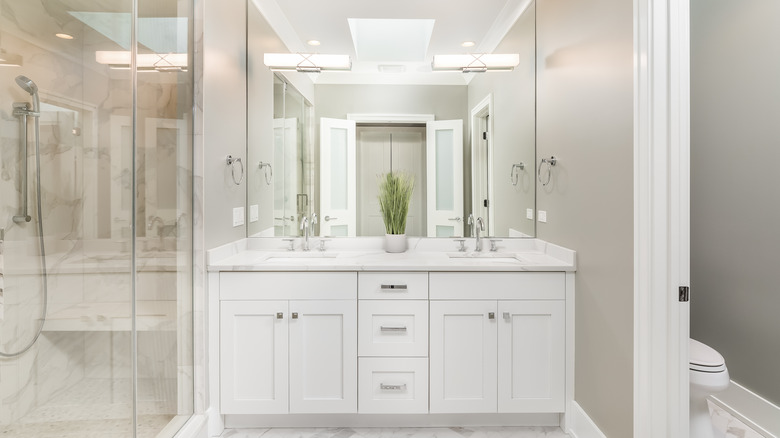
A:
[
  {"xmin": 56, "ymin": 33, "xmax": 74, "ymax": 40},
  {"xmin": 461, "ymin": 41, "xmax": 475, "ymax": 48},
  {"xmin": 307, "ymin": 40, "xmax": 321, "ymax": 46}
]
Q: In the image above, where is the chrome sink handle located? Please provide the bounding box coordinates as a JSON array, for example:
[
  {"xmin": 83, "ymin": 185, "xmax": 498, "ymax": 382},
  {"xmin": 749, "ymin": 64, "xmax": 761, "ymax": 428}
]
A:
[
  {"xmin": 454, "ymin": 239, "xmax": 466, "ymax": 252},
  {"xmin": 489, "ymin": 239, "xmax": 503, "ymax": 252}
]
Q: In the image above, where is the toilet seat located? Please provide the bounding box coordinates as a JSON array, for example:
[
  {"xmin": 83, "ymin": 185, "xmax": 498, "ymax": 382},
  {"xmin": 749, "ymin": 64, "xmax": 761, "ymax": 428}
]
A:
[{"xmin": 690, "ymin": 338, "xmax": 726, "ymax": 373}]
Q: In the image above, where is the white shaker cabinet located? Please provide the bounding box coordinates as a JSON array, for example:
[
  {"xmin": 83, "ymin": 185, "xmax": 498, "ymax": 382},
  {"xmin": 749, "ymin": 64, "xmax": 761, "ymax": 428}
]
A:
[
  {"xmin": 289, "ymin": 300, "xmax": 357, "ymax": 413},
  {"xmin": 429, "ymin": 300, "xmax": 498, "ymax": 413},
  {"xmin": 220, "ymin": 300, "xmax": 289, "ymax": 414}
]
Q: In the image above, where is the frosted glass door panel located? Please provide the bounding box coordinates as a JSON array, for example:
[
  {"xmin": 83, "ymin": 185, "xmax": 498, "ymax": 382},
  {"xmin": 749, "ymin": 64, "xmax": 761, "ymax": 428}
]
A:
[
  {"xmin": 435, "ymin": 130, "xmax": 455, "ymax": 211},
  {"xmin": 320, "ymin": 118, "xmax": 357, "ymax": 237},
  {"xmin": 330, "ymin": 128, "xmax": 348, "ymax": 210},
  {"xmin": 427, "ymin": 120, "xmax": 464, "ymax": 237}
]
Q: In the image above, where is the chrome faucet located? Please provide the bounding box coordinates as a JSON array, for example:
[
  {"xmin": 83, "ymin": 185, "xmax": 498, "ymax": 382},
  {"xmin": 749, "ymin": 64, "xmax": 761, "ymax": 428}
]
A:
[
  {"xmin": 300, "ymin": 216, "xmax": 310, "ymax": 251},
  {"xmin": 467, "ymin": 213, "xmax": 475, "ymax": 237},
  {"xmin": 475, "ymin": 217, "xmax": 485, "ymax": 251}
]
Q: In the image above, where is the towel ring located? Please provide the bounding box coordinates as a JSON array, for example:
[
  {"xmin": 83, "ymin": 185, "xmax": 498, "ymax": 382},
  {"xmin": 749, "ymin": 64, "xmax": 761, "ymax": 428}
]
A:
[
  {"xmin": 258, "ymin": 161, "xmax": 273, "ymax": 185},
  {"xmin": 510, "ymin": 163, "xmax": 525, "ymax": 186},
  {"xmin": 226, "ymin": 155, "xmax": 244, "ymax": 185},
  {"xmin": 537, "ymin": 156, "xmax": 557, "ymax": 187}
]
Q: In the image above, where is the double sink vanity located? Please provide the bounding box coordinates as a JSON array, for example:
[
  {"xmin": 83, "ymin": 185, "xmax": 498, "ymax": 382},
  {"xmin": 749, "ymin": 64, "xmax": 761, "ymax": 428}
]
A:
[{"xmin": 208, "ymin": 237, "xmax": 576, "ymax": 428}]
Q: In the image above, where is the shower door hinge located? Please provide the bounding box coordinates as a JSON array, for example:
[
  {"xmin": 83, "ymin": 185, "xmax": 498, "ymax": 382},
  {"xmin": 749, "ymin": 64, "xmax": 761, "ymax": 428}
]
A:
[
  {"xmin": 679, "ymin": 286, "xmax": 689, "ymax": 302},
  {"xmin": 483, "ymin": 131, "xmax": 487, "ymax": 140}
]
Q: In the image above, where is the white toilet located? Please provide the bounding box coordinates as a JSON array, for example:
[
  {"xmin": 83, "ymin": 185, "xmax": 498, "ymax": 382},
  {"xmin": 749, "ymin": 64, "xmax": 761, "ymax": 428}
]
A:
[{"xmin": 690, "ymin": 338, "xmax": 730, "ymax": 438}]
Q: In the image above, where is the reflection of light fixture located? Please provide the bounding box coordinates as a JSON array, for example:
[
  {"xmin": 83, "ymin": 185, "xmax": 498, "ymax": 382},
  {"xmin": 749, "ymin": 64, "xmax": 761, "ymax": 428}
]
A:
[
  {"xmin": 0, "ymin": 48, "xmax": 22, "ymax": 67},
  {"xmin": 263, "ymin": 53, "xmax": 351, "ymax": 73},
  {"xmin": 461, "ymin": 41, "xmax": 475, "ymax": 47},
  {"xmin": 307, "ymin": 40, "xmax": 321, "ymax": 46},
  {"xmin": 56, "ymin": 33, "xmax": 74, "ymax": 40},
  {"xmin": 432, "ymin": 53, "xmax": 519, "ymax": 73},
  {"xmin": 95, "ymin": 51, "xmax": 188, "ymax": 71}
]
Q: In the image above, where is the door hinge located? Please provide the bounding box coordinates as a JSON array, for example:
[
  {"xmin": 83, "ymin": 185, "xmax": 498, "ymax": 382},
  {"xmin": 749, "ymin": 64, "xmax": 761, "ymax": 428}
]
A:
[
  {"xmin": 482, "ymin": 131, "xmax": 487, "ymax": 140},
  {"xmin": 483, "ymin": 199, "xmax": 489, "ymax": 207},
  {"xmin": 679, "ymin": 286, "xmax": 689, "ymax": 302}
]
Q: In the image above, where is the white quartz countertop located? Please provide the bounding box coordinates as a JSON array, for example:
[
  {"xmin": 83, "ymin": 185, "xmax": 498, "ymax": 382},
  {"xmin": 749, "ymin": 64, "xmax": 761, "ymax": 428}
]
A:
[{"xmin": 207, "ymin": 237, "xmax": 576, "ymax": 272}]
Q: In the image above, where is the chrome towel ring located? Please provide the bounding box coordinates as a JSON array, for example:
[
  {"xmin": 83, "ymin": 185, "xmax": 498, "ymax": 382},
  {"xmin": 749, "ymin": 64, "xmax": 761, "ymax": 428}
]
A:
[
  {"xmin": 258, "ymin": 161, "xmax": 273, "ymax": 185},
  {"xmin": 226, "ymin": 155, "xmax": 244, "ymax": 185},
  {"xmin": 510, "ymin": 162, "xmax": 525, "ymax": 186},
  {"xmin": 537, "ymin": 156, "xmax": 557, "ymax": 186}
]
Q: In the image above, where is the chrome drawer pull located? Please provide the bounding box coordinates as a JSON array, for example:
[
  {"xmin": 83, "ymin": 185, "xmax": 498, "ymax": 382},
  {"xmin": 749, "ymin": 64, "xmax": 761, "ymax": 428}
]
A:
[
  {"xmin": 276, "ymin": 312, "xmax": 283, "ymax": 319},
  {"xmin": 380, "ymin": 383, "xmax": 407, "ymax": 391},
  {"xmin": 380, "ymin": 325, "xmax": 407, "ymax": 332},
  {"xmin": 380, "ymin": 284, "xmax": 408, "ymax": 290}
]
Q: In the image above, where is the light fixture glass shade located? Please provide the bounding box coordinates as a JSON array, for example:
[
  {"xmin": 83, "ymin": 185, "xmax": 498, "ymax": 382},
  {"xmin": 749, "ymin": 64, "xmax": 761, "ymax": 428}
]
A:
[
  {"xmin": 95, "ymin": 51, "xmax": 188, "ymax": 71},
  {"xmin": 431, "ymin": 54, "xmax": 520, "ymax": 72},
  {"xmin": 263, "ymin": 53, "xmax": 351, "ymax": 73}
]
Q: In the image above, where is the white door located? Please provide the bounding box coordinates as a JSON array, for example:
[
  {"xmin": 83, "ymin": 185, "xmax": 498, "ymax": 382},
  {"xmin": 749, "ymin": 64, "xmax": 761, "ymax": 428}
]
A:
[
  {"xmin": 320, "ymin": 118, "xmax": 357, "ymax": 237},
  {"xmin": 430, "ymin": 300, "xmax": 497, "ymax": 413},
  {"xmin": 289, "ymin": 300, "xmax": 357, "ymax": 413},
  {"xmin": 426, "ymin": 120, "xmax": 464, "ymax": 237},
  {"xmin": 498, "ymin": 300, "xmax": 565, "ymax": 413},
  {"xmin": 220, "ymin": 301, "xmax": 289, "ymax": 414}
]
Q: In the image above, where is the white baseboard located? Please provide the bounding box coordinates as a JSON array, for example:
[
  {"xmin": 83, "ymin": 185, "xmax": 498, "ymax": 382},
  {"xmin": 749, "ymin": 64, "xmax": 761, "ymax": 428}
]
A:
[
  {"xmin": 710, "ymin": 380, "xmax": 780, "ymax": 438},
  {"xmin": 567, "ymin": 402, "xmax": 606, "ymax": 438},
  {"xmin": 207, "ymin": 406, "xmax": 225, "ymax": 437},
  {"xmin": 173, "ymin": 414, "xmax": 208, "ymax": 438}
]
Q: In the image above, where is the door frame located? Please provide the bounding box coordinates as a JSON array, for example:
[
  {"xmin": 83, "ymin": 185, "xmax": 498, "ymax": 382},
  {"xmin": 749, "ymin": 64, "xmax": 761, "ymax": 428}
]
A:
[
  {"xmin": 634, "ymin": 0, "xmax": 690, "ymax": 436},
  {"xmin": 470, "ymin": 94, "xmax": 495, "ymax": 236}
]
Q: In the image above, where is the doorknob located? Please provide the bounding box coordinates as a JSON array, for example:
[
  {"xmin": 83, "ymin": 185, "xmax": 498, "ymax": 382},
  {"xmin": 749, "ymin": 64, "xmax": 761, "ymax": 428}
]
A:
[
  {"xmin": 448, "ymin": 217, "xmax": 462, "ymax": 222},
  {"xmin": 324, "ymin": 216, "xmax": 338, "ymax": 221}
]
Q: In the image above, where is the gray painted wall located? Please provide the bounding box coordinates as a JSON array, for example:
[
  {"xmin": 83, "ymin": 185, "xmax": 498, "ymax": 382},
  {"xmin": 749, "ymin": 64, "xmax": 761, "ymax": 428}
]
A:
[
  {"xmin": 468, "ymin": 3, "xmax": 536, "ymax": 238},
  {"xmin": 535, "ymin": 0, "xmax": 634, "ymax": 436},
  {"xmin": 691, "ymin": 0, "xmax": 780, "ymax": 405},
  {"xmin": 203, "ymin": 0, "xmax": 247, "ymax": 249}
]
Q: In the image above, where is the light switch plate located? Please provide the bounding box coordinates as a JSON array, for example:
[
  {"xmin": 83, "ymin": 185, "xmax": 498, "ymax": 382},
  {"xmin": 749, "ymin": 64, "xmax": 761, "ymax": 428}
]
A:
[
  {"xmin": 526, "ymin": 208, "xmax": 534, "ymax": 220},
  {"xmin": 249, "ymin": 204, "xmax": 259, "ymax": 222},
  {"xmin": 538, "ymin": 210, "xmax": 547, "ymax": 223},
  {"xmin": 233, "ymin": 207, "xmax": 245, "ymax": 227}
]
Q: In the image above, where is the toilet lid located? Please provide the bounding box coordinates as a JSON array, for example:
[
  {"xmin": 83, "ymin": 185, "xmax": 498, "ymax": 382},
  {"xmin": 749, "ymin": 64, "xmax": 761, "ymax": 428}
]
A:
[{"xmin": 689, "ymin": 338, "xmax": 726, "ymax": 370}]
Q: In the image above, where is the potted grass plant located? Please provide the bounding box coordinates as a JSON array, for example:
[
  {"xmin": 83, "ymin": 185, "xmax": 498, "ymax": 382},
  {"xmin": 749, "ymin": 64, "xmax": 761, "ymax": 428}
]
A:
[{"xmin": 378, "ymin": 172, "xmax": 414, "ymax": 252}]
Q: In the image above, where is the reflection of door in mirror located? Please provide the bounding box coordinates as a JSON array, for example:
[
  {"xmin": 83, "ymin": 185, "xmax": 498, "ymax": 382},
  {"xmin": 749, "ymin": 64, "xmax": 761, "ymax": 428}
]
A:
[
  {"xmin": 472, "ymin": 111, "xmax": 491, "ymax": 236},
  {"xmin": 273, "ymin": 117, "xmax": 297, "ymax": 236},
  {"xmin": 320, "ymin": 118, "xmax": 357, "ymax": 237},
  {"xmin": 427, "ymin": 120, "xmax": 464, "ymax": 237},
  {"xmin": 356, "ymin": 126, "xmax": 426, "ymax": 236}
]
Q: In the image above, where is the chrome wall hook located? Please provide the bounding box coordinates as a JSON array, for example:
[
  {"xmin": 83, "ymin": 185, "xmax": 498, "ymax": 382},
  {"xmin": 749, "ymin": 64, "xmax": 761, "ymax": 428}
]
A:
[
  {"xmin": 258, "ymin": 161, "xmax": 273, "ymax": 185},
  {"xmin": 510, "ymin": 162, "xmax": 525, "ymax": 186},
  {"xmin": 226, "ymin": 155, "xmax": 244, "ymax": 185},
  {"xmin": 537, "ymin": 156, "xmax": 557, "ymax": 186}
]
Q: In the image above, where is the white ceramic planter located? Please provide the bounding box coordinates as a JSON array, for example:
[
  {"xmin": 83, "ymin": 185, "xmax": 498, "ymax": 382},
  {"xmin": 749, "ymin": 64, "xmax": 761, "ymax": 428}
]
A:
[{"xmin": 384, "ymin": 234, "xmax": 407, "ymax": 253}]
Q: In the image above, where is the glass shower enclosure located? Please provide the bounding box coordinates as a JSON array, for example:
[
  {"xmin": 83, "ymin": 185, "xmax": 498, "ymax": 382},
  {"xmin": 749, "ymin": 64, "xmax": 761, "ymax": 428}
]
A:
[{"xmin": 0, "ymin": 0, "xmax": 194, "ymax": 436}]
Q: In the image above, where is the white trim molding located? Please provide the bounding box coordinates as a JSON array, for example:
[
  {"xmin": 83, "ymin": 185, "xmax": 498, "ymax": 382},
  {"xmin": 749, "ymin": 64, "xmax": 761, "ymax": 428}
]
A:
[
  {"xmin": 346, "ymin": 114, "xmax": 435, "ymax": 124},
  {"xmin": 567, "ymin": 402, "xmax": 607, "ymax": 438},
  {"xmin": 634, "ymin": 0, "xmax": 691, "ymax": 436}
]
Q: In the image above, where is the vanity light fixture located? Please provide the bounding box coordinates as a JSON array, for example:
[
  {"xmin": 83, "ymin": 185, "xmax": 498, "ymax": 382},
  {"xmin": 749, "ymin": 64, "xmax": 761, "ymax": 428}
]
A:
[
  {"xmin": 95, "ymin": 51, "xmax": 188, "ymax": 71},
  {"xmin": 432, "ymin": 53, "xmax": 519, "ymax": 73},
  {"xmin": 263, "ymin": 53, "xmax": 352, "ymax": 73}
]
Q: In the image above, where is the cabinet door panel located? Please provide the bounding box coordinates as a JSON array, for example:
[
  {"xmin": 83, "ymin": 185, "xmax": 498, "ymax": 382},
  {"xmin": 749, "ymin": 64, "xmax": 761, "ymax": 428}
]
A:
[
  {"xmin": 498, "ymin": 300, "xmax": 565, "ymax": 412},
  {"xmin": 220, "ymin": 301, "xmax": 288, "ymax": 414},
  {"xmin": 430, "ymin": 300, "xmax": 497, "ymax": 413},
  {"xmin": 289, "ymin": 300, "xmax": 357, "ymax": 413}
]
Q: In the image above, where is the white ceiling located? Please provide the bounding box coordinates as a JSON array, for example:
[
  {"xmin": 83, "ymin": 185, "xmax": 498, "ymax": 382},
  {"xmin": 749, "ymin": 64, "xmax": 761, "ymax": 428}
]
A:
[{"xmin": 251, "ymin": 0, "xmax": 533, "ymax": 85}]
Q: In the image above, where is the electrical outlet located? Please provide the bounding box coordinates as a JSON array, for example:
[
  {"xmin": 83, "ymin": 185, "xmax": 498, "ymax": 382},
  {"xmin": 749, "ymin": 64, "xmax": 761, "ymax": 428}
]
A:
[
  {"xmin": 526, "ymin": 208, "xmax": 534, "ymax": 220},
  {"xmin": 538, "ymin": 210, "xmax": 547, "ymax": 223},
  {"xmin": 249, "ymin": 204, "xmax": 259, "ymax": 222},
  {"xmin": 233, "ymin": 207, "xmax": 245, "ymax": 227}
]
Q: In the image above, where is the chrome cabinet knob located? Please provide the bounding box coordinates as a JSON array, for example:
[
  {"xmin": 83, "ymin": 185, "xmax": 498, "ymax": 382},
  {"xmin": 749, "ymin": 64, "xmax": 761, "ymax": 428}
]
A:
[
  {"xmin": 488, "ymin": 312, "xmax": 495, "ymax": 320},
  {"xmin": 276, "ymin": 312, "xmax": 283, "ymax": 319},
  {"xmin": 292, "ymin": 312, "xmax": 298, "ymax": 319}
]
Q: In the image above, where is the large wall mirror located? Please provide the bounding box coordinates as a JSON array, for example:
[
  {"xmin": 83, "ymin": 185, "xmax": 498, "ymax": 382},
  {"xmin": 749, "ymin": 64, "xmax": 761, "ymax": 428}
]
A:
[{"xmin": 246, "ymin": 1, "xmax": 536, "ymax": 239}]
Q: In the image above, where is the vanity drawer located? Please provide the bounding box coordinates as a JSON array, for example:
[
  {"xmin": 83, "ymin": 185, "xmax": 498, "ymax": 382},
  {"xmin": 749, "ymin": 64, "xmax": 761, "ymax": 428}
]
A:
[
  {"xmin": 358, "ymin": 272, "xmax": 428, "ymax": 299},
  {"xmin": 358, "ymin": 357, "xmax": 428, "ymax": 414},
  {"xmin": 220, "ymin": 272, "xmax": 357, "ymax": 300},
  {"xmin": 429, "ymin": 272, "xmax": 565, "ymax": 300},
  {"xmin": 359, "ymin": 300, "xmax": 428, "ymax": 357}
]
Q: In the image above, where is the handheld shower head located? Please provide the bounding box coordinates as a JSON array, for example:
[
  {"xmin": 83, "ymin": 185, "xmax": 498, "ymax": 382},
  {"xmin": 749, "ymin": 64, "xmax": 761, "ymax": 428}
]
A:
[
  {"xmin": 15, "ymin": 75, "xmax": 38, "ymax": 95},
  {"xmin": 14, "ymin": 75, "xmax": 39, "ymax": 112}
]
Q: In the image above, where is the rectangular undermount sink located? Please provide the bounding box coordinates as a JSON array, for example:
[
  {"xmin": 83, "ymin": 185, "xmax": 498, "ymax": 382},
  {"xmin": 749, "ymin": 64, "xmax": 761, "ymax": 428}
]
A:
[
  {"xmin": 263, "ymin": 252, "xmax": 339, "ymax": 263},
  {"xmin": 447, "ymin": 252, "xmax": 519, "ymax": 259}
]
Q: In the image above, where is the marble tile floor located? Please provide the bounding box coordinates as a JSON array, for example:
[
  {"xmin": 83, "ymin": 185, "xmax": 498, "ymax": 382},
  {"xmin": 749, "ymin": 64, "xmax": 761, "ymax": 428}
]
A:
[
  {"xmin": 710, "ymin": 400, "xmax": 768, "ymax": 438},
  {"xmin": 0, "ymin": 378, "xmax": 176, "ymax": 438},
  {"xmin": 220, "ymin": 427, "xmax": 570, "ymax": 438}
]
